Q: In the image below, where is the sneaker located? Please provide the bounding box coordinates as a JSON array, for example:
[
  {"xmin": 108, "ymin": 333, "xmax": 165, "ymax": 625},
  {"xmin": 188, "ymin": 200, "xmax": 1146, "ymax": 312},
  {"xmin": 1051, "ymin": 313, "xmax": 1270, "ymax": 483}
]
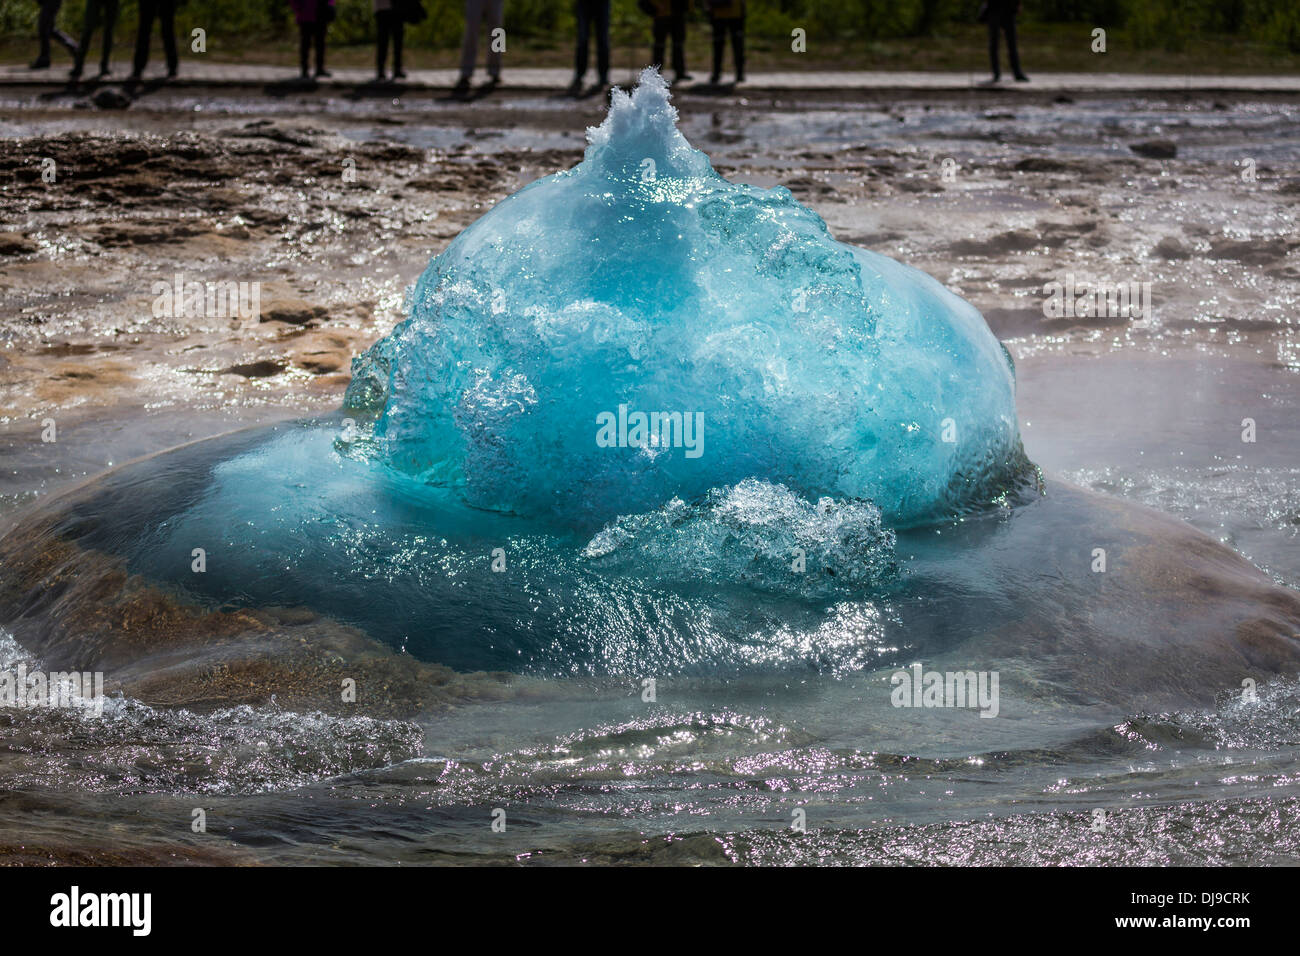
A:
[
  {"xmin": 30, "ymin": 57, "xmax": 51, "ymax": 70},
  {"xmin": 1014, "ymin": 73, "xmax": 1030, "ymax": 82},
  {"xmin": 567, "ymin": 76, "xmax": 583, "ymax": 96},
  {"xmin": 453, "ymin": 75, "xmax": 471, "ymax": 93},
  {"xmin": 315, "ymin": 68, "xmax": 331, "ymax": 78},
  {"xmin": 393, "ymin": 69, "xmax": 406, "ymax": 79}
]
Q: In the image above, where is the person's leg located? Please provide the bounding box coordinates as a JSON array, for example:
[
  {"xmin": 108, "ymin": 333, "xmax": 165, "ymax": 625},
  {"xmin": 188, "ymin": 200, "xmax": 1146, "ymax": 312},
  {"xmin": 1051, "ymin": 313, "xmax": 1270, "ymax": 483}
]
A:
[
  {"xmin": 99, "ymin": 0, "xmax": 118, "ymax": 74},
  {"xmin": 53, "ymin": 0, "xmax": 78, "ymax": 57},
  {"xmin": 651, "ymin": 17, "xmax": 667, "ymax": 72},
  {"xmin": 299, "ymin": 22, "xmax": 311, "ymax": 77},
  {"xmin": 573, "ymin": 0, "xmax": 590, "ymax": 83},
  {"xmin": 672, "ymin": 17, "xmax": 686, "ymax": 78},
  {"xmin": 594, "ymin": 0, "xmax": 610, "ymax": 83},
  {"xmin": 160, "ymin": 0, "xmax": 177, "ymax": 75},
  {"xmin": 485, "ymin": 0, "xmax": 503, "ymax": 79},
  {"xmin": 986, "ymin": 16, "xmax": 1000, "ymax": 79},
  {"xmin": 1004, "ymin": 14, "xmax": 1026, "ymax": 79},
  {"xmin": 131, "ymin": 0, "xmax": 155, "ymax": 78},
  {"xmin": 51, "ymin": 0, "xmax": 77, "ymax": 56},
  {"xmin": 314, "ymin": 18, "xmax": 327, "ymax": 74},
  {"xmin": 36, "ymin": 0, "xmax": 56, "ymax": 63},
  {"xmin": 731, "ymin": 18, "xmax": 744, "ymax": 81},
  {"xmin": 393, "ymin": 16, "xmax": 404, "ymax": 75},
  {"xmin": 709, "ymin": 19, "xmax": 723, "ymax": 83},
  {"xmin": 670, "ymin": 1, "xmax": 687, "ymax": 79},
  {"xmin": 72, "ymin": 0, "xmax": 102, "ymax": 76},
  {"xmin": 376, "ymin": 11, "xmax": 390, "ymax": 77},
  {"xmin": 459, "ymin": 0, "xmax": 482, "ymax": 80}
]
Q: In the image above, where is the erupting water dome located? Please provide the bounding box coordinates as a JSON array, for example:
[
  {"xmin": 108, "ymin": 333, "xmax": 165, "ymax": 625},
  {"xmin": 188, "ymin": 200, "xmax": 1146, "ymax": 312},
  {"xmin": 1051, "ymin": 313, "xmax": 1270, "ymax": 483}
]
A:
[
  {"xmin": 346, "ymin": 68, "xmax": 1031, "ymax": 529},
  {"xmin": 1, "ymin": 68, "xmax": 1103, "ymax": 680}
]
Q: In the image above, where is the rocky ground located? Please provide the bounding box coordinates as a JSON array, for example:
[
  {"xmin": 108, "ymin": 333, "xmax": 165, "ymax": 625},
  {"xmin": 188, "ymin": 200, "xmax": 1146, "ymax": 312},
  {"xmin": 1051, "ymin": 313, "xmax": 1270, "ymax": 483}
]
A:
[{"xmin": 1, "ymin": 87, "xmax": 1295, "ymax": 455}]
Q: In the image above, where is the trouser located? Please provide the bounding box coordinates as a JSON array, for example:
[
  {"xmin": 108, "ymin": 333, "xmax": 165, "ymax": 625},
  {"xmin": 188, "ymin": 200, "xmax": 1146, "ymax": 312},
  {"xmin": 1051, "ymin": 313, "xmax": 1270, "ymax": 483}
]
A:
[
  {"xmin": 37, "ymin": 0, "xmax": 78, "ymax": 60},
  {"xmin": 459, "ymin": 0, "xmax": 504, "ymax": 79},
  {"xmin": 376, "ymin": 9, "xmax": 404, "ymax": 75},
  {"xmin": 710, "ymin": 17, "xmax": 743, "ymax": 80},
  {"xmin": 72, "ymin": 0, "xmax": 119, "ymax": 75},
  {"xmin": 651, "ymin": 2, "xmax": 688, "ymax": 79},
  {"xmin": 987, "ymin": 11, "xmax": 1023, "ymax": 78},
  {"xmin": 574, "ymin": 0, "xmax": 610, "ymax": 82},
  {"xmin": 299, "ymin": 20, "xmax": 327, "ymax": 75},
  {"xmin": 132, "ymin": 0, "xmax": 178, "ymax": 77}
]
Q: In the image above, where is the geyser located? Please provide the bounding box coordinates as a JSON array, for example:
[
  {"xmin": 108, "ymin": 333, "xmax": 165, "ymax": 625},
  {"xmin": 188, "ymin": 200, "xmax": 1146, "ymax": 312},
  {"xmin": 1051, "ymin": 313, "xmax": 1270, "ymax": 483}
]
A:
[
  {"xmin": 345, "ymin": 68, "xmax": 1032, "ymax": 528},
  {"xmin": 11, "ymin": 69, "xmax": 1295, "ymax": 700},
  {"xmin": 0, "ymin": 70, "xmax": 1043, "ymax": 677}
]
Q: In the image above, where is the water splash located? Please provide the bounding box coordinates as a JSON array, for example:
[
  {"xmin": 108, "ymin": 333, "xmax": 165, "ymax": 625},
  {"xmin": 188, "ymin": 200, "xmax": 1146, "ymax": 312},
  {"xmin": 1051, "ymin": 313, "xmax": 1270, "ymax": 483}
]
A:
[
  {"xmin": 582, "ymin": 478, "xmax": 897, "ymax": 598},
  {"xmin": 347, "ymin": 69, "xmax": 1032, "ymax": 528}
]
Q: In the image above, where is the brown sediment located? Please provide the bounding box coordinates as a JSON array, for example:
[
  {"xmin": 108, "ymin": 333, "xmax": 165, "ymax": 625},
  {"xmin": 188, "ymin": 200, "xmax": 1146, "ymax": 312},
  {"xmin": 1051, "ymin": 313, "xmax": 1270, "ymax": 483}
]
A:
[
  {"xmin": 0, "ymin": 514, "xmax": 517, "ymax": 720},
  {"xmin": 0, "ymin": 840, "xmax": 261, "ymax": 867},
  {"xmin": 0, "ymin": 124, "xmax": 530, "ymax": 421}
]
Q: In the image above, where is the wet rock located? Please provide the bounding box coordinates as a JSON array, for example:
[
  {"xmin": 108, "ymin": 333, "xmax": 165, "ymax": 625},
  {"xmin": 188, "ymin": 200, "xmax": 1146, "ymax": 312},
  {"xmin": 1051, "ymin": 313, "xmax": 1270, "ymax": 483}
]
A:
[
  {"xmin": 948, "ymin": 230, "xmax": 1041, "ymax": 256},
  {"xmin": 1209, "ymin": 236, "xmax": 1291, "ymax": 265},
  {"xmin": 222, "ymin": 360, "xmax": 285, "ymax": 378},
  {"xmin": 1014, "ymin": 156, "xmax": 1073, "ymax": 173},
  {"xmin": 1040, "ymin": 220, "xmax": 1097, "ymax": 244},
  {"xmin": 1154, "ymin": 236, "xmax": 1192, "ymax": 260},
  {"xmin": 92, "ymin": 87, "xmax": 132, "ymax": 110},
  {"xmin": 895, "ymin": 177, "xmax": 939, "ymax": 194},
  {"xmin": 293, "ymin": 350, "xmax": 346, "ymax": 374},
  {"xmin": 227, "ymin": 122, "xmax": 324, "ymax": 148},
  {"xmin": 785, "ymin": 175, "xmax": 840, "ymax": 197},
  {"xmin": 357, "ymin": 141, "xmax": 425, "ymax": 162},
  {"xmin": 262, "ymin": 300, "xmax": 328, "ymax": 325},
  {"xmin": 406, "ymin": 175, "xmax": 463, "ymax": 192},
  {"xmin": 1130, "ymin": 140, "xmax": 1177, "ymax": 159},
  {"xmin": 0, "ymin": 232, "xmax": 37, "ymax": 255},
  {"xmin": 93, "ymin": 221, "xmax": 205, "ymax": 246}
]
